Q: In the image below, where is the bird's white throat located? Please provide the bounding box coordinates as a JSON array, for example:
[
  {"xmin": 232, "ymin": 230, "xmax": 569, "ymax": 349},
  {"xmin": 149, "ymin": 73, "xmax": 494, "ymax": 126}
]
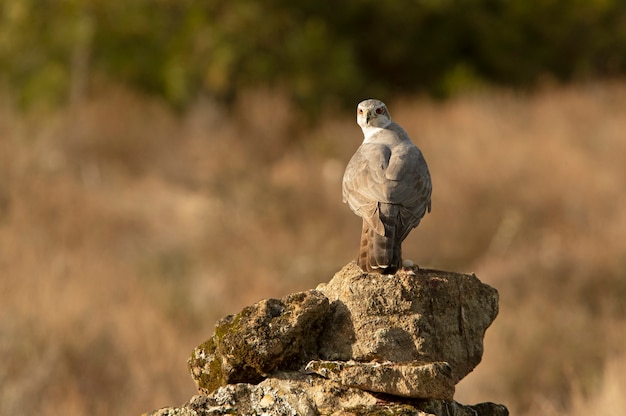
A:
[{"xmin": 361, "ymin": 126, "xmax": 386, "ymax": 143}]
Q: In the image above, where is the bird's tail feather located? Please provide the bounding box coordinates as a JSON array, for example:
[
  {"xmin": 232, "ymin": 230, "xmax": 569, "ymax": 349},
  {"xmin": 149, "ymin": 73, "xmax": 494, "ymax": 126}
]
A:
[{"xmin": 358, "ymin": 221, "xmax": 401, "ymax": 274}]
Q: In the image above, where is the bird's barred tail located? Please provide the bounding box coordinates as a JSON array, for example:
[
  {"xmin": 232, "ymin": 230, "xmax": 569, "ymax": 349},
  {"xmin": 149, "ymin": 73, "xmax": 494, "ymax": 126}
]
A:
[{"xmin": 358, "ymin": 221, "xmax": 401, "ymax": 274}]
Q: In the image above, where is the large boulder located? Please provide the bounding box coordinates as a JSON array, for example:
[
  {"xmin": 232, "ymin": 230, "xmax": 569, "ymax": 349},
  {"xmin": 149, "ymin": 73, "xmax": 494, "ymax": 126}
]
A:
[
  {"xmin": 317, "ymin": 262, "xmax": 500, "ymax": 383},
  {"xmin": 188, "ymin": 290, "xmax": 330, "ymax": 393}
]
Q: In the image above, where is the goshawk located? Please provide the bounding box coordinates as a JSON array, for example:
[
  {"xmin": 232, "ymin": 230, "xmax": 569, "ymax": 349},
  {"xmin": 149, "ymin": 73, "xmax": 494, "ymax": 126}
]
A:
[{"xmin": 342, "ymin": 99, "xmax": 432, "ymax": 274}]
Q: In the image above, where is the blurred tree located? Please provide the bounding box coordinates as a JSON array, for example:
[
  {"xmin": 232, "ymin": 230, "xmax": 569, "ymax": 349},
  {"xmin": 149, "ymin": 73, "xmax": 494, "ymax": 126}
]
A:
[{"xmin": 1, "ymin": 0, "xmax": 625, "ymax": 112}]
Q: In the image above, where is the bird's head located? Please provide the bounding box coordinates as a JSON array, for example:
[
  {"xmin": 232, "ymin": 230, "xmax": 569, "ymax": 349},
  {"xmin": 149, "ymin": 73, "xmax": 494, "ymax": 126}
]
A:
[{"xmin": 357, "ymin": 99, "xmax": 392, "ymax": 130}]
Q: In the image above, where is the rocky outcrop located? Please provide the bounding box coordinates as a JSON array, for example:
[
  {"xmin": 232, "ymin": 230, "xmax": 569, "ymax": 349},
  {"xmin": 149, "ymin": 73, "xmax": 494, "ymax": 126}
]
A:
[
  {"xmin": 305, "ymin": 360, "xmax": 455, "ymax": 400},
  {"xmin": 189, "ymin": 290, "xmax": 330, "ymax": 393},
  {"xmin": 316, "ymin": 262, "xmax": 499, "ymax": 384},
  {"xmin": 149, "ymin": 373, "xmax": 508, "ymax": 416},
  {"xmin": 144, "ymin": 262, "xmax": 507, "ymax": 416}
]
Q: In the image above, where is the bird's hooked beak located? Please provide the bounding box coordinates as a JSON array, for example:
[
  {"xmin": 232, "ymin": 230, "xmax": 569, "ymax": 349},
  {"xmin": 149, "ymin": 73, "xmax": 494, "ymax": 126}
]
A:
[{"xmin": 364, "ymin": 110, "xmax": 373, "ymax": 124}]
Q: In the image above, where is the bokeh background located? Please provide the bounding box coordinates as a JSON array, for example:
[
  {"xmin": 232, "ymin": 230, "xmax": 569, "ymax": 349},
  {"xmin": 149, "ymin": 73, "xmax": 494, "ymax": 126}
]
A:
[{"xmin": 1, "ymin": 1, "xmax": 626, "ymax": 415}]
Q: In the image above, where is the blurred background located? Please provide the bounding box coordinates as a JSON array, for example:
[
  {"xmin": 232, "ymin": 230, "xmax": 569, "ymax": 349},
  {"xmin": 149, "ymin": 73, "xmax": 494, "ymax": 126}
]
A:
[{"xmin": 1, "ymin": 1, "xmax": 625, "ymax": 415}]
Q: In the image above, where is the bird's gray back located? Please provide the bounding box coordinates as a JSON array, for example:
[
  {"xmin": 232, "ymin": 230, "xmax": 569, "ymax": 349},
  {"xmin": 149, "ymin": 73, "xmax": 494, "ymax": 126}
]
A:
[{"xmin": 342, "ymin": 122, "xmax": 431, "ymax": 239}]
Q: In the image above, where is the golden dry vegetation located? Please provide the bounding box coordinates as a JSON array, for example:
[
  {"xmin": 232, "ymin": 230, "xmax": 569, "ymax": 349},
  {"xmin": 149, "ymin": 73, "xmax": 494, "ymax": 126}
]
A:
[{"xmin": 1, "ymin": 82, "xmax": 625, "ymax": 415}]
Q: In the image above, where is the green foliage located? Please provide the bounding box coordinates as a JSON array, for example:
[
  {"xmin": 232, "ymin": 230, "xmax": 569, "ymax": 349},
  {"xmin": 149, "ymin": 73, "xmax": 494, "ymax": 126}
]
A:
[{"xmin": 1, "ymin": 0, "xmax": 625, "ymax": 111}]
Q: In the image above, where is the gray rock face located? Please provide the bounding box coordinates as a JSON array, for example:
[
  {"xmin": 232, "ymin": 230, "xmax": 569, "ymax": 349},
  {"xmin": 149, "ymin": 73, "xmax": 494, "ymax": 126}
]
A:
[
  {"xmin": 317, "ymin": 262, "xmax": 499, "ymax": 383},
  {"xmin": 188, "ymin": 290, "xmax": 330, "ymax": 393},
  {"xmin": 148, "ymin": 262, "xmax": 507, "ymax": 416},
  {"xmin": 305, "ymin": 360, "xmax": 455, "ymax": 400},
  {"xmin": 147, "ymin": 372, "xmax": 508, "ymax": 416}
]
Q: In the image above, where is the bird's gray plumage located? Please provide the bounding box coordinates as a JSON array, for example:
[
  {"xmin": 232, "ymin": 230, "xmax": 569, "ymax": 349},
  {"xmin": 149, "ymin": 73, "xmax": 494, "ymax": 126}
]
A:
[{"xmin": 342, "ymin": 99, "xmax": 431, "ymax": 274}]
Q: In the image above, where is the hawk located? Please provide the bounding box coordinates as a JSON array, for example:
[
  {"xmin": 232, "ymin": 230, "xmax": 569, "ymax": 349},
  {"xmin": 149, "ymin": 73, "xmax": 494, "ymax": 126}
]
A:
[{"xmin": 343, "ymin": 99, "xmax": 432, "ymax": 274}]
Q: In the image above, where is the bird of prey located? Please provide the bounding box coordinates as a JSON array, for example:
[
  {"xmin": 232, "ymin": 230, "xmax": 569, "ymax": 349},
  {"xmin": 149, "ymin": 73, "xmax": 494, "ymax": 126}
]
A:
[{"xmin": 342, "ymin": 99, "xmax": 432, "ymax": 274}]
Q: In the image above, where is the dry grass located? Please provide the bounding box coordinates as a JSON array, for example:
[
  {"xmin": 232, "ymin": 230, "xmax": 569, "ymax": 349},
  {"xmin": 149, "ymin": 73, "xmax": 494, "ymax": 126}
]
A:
[{"xmin": 1, "ymin": 82, "xmax": 625, "ymax": 415}]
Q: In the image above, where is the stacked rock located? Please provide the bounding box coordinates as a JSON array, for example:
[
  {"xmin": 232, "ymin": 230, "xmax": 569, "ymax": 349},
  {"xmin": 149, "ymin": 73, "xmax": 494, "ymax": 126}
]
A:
[{"xmin": 146, "ymin": 262, "xmax": 508, "ymax": 416}]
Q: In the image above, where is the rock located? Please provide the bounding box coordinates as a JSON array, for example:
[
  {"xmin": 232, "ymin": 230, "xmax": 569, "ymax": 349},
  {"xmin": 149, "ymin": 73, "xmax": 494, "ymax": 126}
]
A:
[
  {"xmin": 145, "ymin": 372, "xmax": 508, "ymax": 416},
  {"xmin": 146, "ymin": 263, "xmax": 508, "ymax": 416},
  {"xmin": 305, "ymin": 360, "xmax": 455, "ymax": 400},
  {"xmin": 317, "ymin": 262, "xmax": 499, "ymax": 383},
  {"xmin": 418, "ymin": 399, "xmax": 508, "ymax": 416},
  {"xmin": 470, "ymin": 402, "xmax": 510, "ymax": 416},
  {"xmin": 188, "ymin": 290, "xmax": 330, "ymax": 393}
]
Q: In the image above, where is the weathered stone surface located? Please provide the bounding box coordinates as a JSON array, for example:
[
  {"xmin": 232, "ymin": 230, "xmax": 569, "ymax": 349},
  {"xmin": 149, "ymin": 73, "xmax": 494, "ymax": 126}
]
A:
[
  {"xmin": 470, "ymin": 402, "xmax": 510, "ymax": 416},
  {"xmin": 317, "ymin": 262, "xmax": 499, "ymax": 383},
  {"xmin": 146, "ymin": 372, "xmax": 508, "ymax": 416},
  {"xmin": 188, "ymin": 290, "xmax": 330, "ymax": 393},
  {"xmin": 418, "ymin": 399, "xmax": 508, "ymax": 416},
  {"xmin": 305, "ymin": 360, "xmax": 455, "ymax": 400},
  {"xmin": 145, "ymin": 263, "xmax": 508, "ymax": 416}
]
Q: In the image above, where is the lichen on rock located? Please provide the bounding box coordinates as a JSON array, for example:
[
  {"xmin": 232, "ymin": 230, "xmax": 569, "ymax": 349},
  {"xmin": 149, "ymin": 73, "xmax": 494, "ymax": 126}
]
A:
[{"xmin": 188, "ymin": 290, "xmax": 330, "ymax": 393}]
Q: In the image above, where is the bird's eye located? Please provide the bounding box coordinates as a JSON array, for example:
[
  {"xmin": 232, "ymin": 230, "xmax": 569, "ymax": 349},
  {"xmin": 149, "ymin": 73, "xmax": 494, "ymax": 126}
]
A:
[
  {"xmin": 375, "ymin": 107, "xmax": 384, "ymax": 115},
  {"xmin": 358, "ymin": 108, "xmax": 363, "ymax": 114}
]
